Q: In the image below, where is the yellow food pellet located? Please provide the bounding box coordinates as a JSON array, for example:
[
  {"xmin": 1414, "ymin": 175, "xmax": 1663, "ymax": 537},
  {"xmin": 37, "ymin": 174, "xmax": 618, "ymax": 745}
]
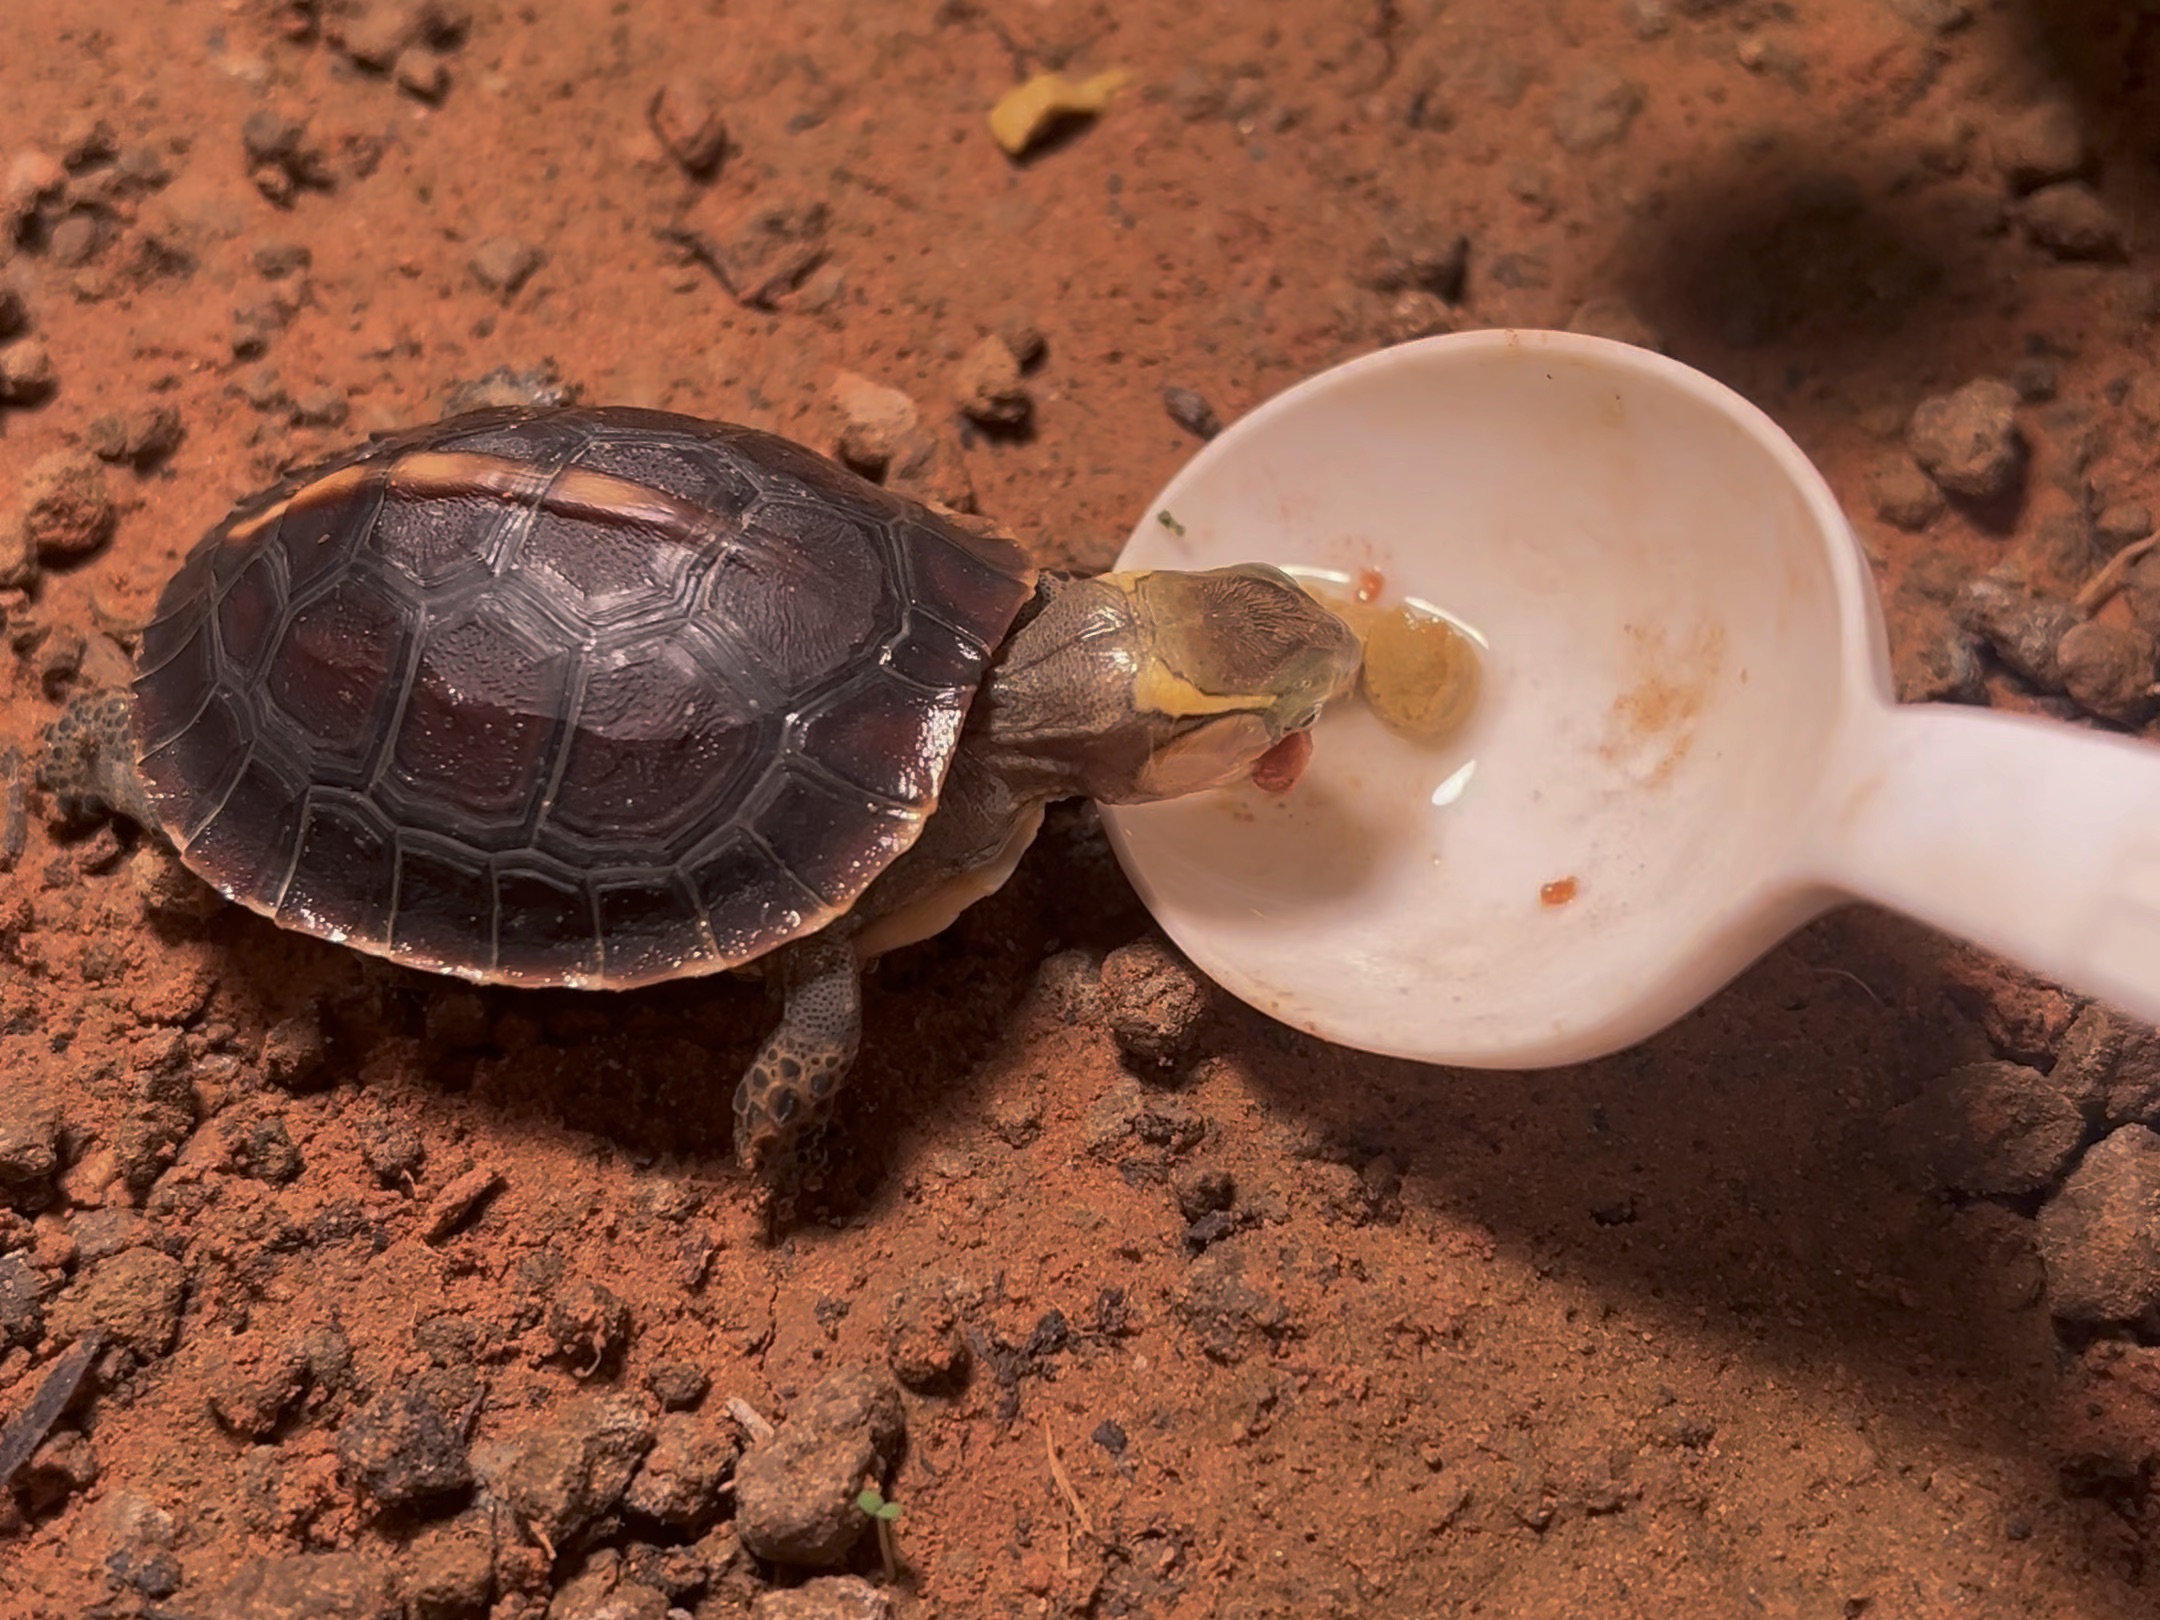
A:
[
  {"xmin": 987, "ymin": 71, "xmax": 1128, "ymax": 157},
  {"xmin": 1360, "ymin": 608, "xmax": 1482, "ymax": 744}
]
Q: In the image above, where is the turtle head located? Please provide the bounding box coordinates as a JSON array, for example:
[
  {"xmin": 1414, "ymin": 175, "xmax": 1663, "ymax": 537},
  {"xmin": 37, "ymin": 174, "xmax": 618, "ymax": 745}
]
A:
[{"xmin": 980, "ymin": 563, "xmax": 1362, "ymax": 804}]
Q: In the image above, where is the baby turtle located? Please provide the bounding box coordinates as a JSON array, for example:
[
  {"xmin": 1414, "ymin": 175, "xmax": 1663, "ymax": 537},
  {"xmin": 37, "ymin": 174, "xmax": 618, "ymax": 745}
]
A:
[{"xmin": 44, "ymin": 406, "xmax": 1361, "ymax": 1178}]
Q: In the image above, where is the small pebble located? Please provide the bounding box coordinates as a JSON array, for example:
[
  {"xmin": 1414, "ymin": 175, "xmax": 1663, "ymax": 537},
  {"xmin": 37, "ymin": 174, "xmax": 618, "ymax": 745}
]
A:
[
  {"xmin": 395, "ymin": 47, "xmax": 449, "ymax": 103},
  {"xmin": 988, "ymin": 70, "xmax": 1127, "ymax": 158},
  {"xmin": 87, "ymin": 404, "xmax": 184, "ymax": 467},
  {"xmin": 953, "ymin": 334, "xmax": 1029, "ymax": 428},
  {"xmin": 1907, "ymin": 378, "xmax": 2023, "ymax": 501},
  {"xmin": 2097, "ymin": 502, "xmax": 2155, "ymax": 550},
  {"xmin": 1162, "ymin": 385, "xmax": 1222, "ymax": 439},
  {"xmin": 548, "ymin": 1278, "xmax": 631, "ymax": 1373},
  {"xmin": 885, "ymin": 1281, "xmax": 969, "ymax": 1392},
  {"xmin": 0, "ymin": 337, "xmax": 56, "ymax": 403},
  {"xmin": 1870, "ymin": 454, "xmax": 1944, "ymax": 531},
  {"xmin": 1353, "ymin": 225, "xmax": 1469, "ymax": 300},
  {"xmin": 649, "ymin": 78, "xmax": 729, "ymax": 177},
  {"xmin": 468, "ymin": 236, "xmax": 542, "ymax": 295},
  {"xmin": 645, "ymin": 1362, "xmax": 711, "ymax": 1411},
  {"xmin": 733, "ymin": 1365, "xmax": 906, "ymax": 1567},
  {"xmin": 2055, "ymin": 619, "xmax": 2155, "ymax": 724}
]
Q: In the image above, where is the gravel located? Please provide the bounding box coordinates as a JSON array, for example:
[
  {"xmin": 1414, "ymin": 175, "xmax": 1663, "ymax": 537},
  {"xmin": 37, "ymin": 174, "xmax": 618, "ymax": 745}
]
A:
[
  {"xmin": 733, "ymin": 1365, "xmax": 906, "ymax": 1567},
  {"xmin": 2036, "ymin": 1125, "xmax": 2160, "ymax": 1328}
]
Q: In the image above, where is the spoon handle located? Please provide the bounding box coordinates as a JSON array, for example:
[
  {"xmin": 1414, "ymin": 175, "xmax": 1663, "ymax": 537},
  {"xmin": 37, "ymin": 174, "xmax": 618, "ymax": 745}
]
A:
[{"xmin": 1804, "ymin": 701, "xmax": 2160, "ymax": 1027}]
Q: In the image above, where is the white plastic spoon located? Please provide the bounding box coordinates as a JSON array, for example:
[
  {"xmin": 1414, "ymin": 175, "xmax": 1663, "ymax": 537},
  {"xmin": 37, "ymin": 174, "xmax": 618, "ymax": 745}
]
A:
[{"xmin": 1100, "ymin": 329, "xmax": 2160, "ymax": 1068}]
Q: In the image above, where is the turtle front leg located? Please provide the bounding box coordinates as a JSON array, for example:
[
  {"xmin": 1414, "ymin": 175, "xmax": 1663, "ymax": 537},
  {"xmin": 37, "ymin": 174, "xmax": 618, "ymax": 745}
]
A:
[
  {"xmin": 733, "ymin": 931, "xmax": 863, "ymax": 1176},
  {"xmin": 39, "ymin": 690, "xmax": 155, "ymax": 829}
]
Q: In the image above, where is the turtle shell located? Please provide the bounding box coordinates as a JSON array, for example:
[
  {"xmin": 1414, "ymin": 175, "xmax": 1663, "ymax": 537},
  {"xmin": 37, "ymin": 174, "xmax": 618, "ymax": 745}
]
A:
[{"xmin": 130, "ymin": 406, "xmax": 1037, "ymax": 988}]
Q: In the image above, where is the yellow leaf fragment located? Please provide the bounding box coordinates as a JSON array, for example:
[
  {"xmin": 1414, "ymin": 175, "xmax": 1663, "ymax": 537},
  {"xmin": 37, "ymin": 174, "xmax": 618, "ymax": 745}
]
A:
[{"xmin": 988, "ymin": 70, "xmax": 1129, "ymax": 157}]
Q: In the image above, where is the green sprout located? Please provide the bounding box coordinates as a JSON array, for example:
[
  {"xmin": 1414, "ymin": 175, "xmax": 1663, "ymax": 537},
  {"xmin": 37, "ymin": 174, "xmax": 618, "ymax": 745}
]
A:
[{"xmin": 855, "ymin": 1486, "xmax": 903, "ymax": 1583}]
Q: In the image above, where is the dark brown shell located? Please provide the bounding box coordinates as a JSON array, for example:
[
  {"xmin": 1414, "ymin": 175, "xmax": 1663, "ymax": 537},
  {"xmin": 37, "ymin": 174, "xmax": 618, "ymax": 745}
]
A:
[{"xmin": 130, "ymin": 406, "xmax": 1037, "ymax": 988}]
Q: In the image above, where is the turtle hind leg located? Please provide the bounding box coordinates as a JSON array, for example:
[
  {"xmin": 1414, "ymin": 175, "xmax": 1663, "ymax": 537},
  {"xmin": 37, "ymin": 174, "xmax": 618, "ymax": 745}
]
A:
[
  {"xmin": 733, "ymin": 932, "xmax": 863, "ymax": 1180},
  {"xmin": 39, "ymin": 689, "xmax": 154, "ymax": 829}
]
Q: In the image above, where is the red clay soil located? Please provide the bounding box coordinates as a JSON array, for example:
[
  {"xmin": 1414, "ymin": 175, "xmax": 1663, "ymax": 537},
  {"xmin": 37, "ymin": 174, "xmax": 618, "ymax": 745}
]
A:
[{"xmin": 6, "ymin": 1, "xmax": 2160, "ymax": 1616}]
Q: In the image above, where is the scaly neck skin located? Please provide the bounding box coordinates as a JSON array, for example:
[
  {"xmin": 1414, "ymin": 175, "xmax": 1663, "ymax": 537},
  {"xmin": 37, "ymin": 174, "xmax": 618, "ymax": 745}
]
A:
[{"xmin": 966, "ymin": 572, "xmax": 1153, "ymax": 805}]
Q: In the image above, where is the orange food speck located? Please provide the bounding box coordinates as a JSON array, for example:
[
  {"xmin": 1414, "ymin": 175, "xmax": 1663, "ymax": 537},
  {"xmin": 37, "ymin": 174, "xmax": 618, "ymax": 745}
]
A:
[
  {"xmin": 1353, "ymin": 567, "xmax": 1386, "ymax": 605},
  {"xmin": 1540, "ymin": 877, "xmax": 1579, "ymax": 908}
]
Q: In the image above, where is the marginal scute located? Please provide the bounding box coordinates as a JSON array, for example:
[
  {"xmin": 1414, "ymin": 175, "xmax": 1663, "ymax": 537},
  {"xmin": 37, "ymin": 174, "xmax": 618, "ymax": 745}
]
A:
[{"xmin": 128, "ymin": 405, "xmax": 1038, "ymax": 986}]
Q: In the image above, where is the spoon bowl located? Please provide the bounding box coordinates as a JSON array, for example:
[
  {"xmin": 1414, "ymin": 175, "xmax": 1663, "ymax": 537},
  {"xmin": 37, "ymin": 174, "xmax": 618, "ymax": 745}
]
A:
[{"xmin": 1101, "ymin": 330, "xmax": 2160, "ymax": 1066}]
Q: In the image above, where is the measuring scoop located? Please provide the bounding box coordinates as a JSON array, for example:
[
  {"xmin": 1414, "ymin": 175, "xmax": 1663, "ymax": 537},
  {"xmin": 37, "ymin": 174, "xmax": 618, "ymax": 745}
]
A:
[{"xmin": 1099, "ymin": 328, "xmax": 2160, "ymax": 1069}]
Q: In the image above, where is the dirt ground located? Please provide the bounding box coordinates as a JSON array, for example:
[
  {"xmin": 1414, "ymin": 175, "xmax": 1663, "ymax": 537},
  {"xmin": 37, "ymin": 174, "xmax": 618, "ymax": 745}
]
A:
[{"xmin": 7, "ymin": 0, "xmax": 2160, "ymax": 1616}]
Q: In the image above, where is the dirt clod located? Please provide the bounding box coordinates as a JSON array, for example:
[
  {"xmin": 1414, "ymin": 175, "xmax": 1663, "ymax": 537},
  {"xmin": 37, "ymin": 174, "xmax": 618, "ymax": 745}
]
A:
[
  {"xmin": 2022, "ymin": 183, "xmax": 2125, "ymax": 262},
  {"xmin": 336, "ymin": 1369, "xmax": 477, "ymax": 1510},
  {"xmin": 752, "ymin": 1576, "xmax": 893, "ymax": 1620},
  {"xmin": 472, "ymin": 1392, "xmax": 655, "ymax": 1551},
  {"xmin": 0, "ymin": 1087, "xmax": 63, "ymax": 1213},
  {"xmin": 1886, "ymin": 1060, "xmax": 2086, "ymax": 1197},
  {"xmin": 1992, "ymin": 100, "xmax": 2088, "ymax": 192},
  {"xmin": 547, "ymin": 1279, "xmax": 631, "ymax": 1375},
  {"xmin": 47, "ymin": 1246, "xmax": 185, "ymax": 1361},
  {"xmin": 0, "ymin": 336, "xmax": 55, "ymax": 403},
  {"xmin": 1551, "ymin": 67, "xmax": 1644, "ymax": 153},
  {"xmin": 885, "ymin": 1281, "xmax": 969, "ymax": 1391},
  {"xmin": 16, "ymin": 452, "xmax": 115, "ymax": 563},
  {"xmin": 733, "ymin": 1365, "xmax": 904, "ymax": 1567},
  {"xmin": 421, "ymin": 1165, "xmax": 502, "ymax": 1242},
  {"xmin": 2055, "ymin": 620, "xmax": 2156, "ymax": 725},
  {"xmin": 216, "ymin": 1550, "xmax": 397, "ymax": 1620},
  {"xmin": 623, "ymin": 1412, "xmax": 740, "ymax": 1531},
  {"xmin": 1099, "ymin": 938, "xmax": 1212, "ymax": 1070},
  {"xmin": 401, "ymin": 1524, "xmax": 492, "ymax": 1620},
  {"xmin": 644, "ymin": 1362, "xmax": 710, "ymax": 1411},
  {"xmin": 1908, "ymin": 378, "xmax": 2023, "ymax": 501},
  {"xmin": 1870, "ymin": 453, "xmax": 1944, "ymax": 531},
  {"xmin": 649, "ymin": 78, "xmax": 728, "ymax": 177},
  {"xmin": 2036, "ymin": 1126, "xmax": 2160, "ymax": 1329},
  {"xmin": 953, "ymin": 334, "xmax": 1029, "ymax": 428},
  {"xmin": 468, "ymin": 236, "xmax": 541, "ymax": 295}
]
